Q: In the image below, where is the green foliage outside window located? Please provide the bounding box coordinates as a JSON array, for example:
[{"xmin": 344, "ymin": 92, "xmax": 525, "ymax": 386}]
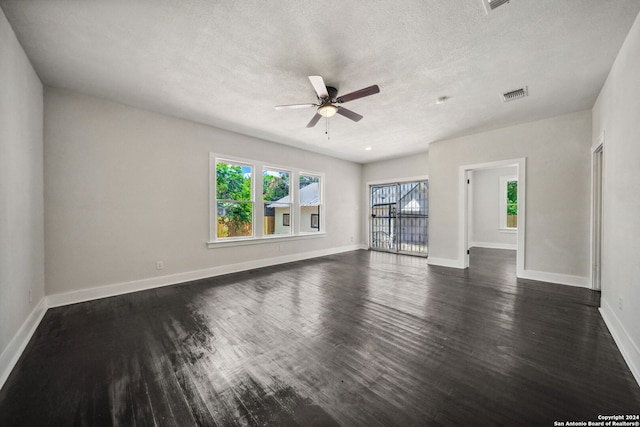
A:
[
  {"xmin": 507, "ymin": 180, "xmax": 518, "ymax": 215},
  {"xmin": 216, "ymin": 163, "xmax": 252, "ymax": 236},
  {"xmin": 216, "ymin": 163, "xmax": 251, "ymax": 200},
  {"xmin": 263, "ymin": 171, "xmax": 289, "ymax": 201},
  {"xmin": 506, "ymin": 180, "xmax": 518, "ymax": 228}
]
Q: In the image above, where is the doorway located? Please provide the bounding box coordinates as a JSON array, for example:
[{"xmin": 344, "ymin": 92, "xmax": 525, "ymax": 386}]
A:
[
  {"xmin": 369, "ymin": 180, "xmax": 429, "ymax": 256},
  {"xmin": 460, "ymin": 158, "xmax": 526, "ymax": 276}
]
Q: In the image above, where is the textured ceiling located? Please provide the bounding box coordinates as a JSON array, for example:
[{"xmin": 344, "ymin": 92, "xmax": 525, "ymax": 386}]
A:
[{"xmin": 2, "ymin": 0, "xmax": 639, "ymax": 163}]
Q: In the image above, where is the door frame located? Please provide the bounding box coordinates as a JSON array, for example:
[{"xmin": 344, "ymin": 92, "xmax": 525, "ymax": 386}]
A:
[
  {"xmin": 590, "ymin": 132, "xmax": 605, "ymax": 291},
  {"xmin": 459, "ymin": 158, "xmax": 526, "ymax": 277}
]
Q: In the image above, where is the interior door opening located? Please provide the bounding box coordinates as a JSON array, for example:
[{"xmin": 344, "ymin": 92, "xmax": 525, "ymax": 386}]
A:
[
  {"xmin": 460, "ymin": 158, "xmax": 526, "ymax": 277},
  {"xmin": 369, "ymin": 180, "xmax": 429, "ymax": 256}
]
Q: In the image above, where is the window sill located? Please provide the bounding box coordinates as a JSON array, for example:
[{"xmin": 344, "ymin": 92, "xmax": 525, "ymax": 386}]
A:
[
  {"xmin": 499, "ymin": 228, "xmax": 517, "ymax": 234},
  {"xmin": 207, "ymin": 232, "xmax": 326, "ymax": 249}
]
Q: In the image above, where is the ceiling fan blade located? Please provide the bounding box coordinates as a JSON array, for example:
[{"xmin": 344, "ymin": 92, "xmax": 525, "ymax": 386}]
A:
[
  {"xmin": 306, "ymin": 113, "xmax": 322, "ymax": 128},
  {"xmin": 337, "ymin": 85, "xmax": 380, "ymax": 103},
  {"xmin": 336, "ymin": 107, "xmax": 363, "ymax": 122},
  {"xmin": 308, "ymin": 76, "xmax": 329, "ymax": 98},
  {"xmin": 275, "ymin": 103, "xmax": 317, "ymax": 110}
]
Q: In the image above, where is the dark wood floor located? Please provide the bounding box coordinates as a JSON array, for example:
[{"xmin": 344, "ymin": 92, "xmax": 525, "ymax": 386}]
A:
[{"xmin": 1, "ymin": 248, "xmax": 639, "ymax": 426}]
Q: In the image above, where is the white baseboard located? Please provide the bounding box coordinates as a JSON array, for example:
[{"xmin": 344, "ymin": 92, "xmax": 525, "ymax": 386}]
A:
[
  {"xmin": 599, "ymin": 298, "xmax": 640, "ymax": 387},
  {"xmin": 427, "ymin": 257, "xmax": 465, "ymax": 269},
  {"xmin": 469, "ymin": 241, "xmax": 517, "ymax": 250},
  {"xmin": 427, "ymin": 256, "xmax": 589, "ymax": 289},
  {"xmin": 47, "ymin": 244, "xmax": 363, "ymax": 308},
  {"xmin": 519, "ymin": 269, "xmax": 589, "ymax": 288},
  {"xmin": 0, "ymin": 298, "xmax": 47, "ymax": 390}
]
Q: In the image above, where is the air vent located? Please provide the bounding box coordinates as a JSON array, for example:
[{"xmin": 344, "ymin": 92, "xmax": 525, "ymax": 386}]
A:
[
  {"xmin": 481, "ymin": 0, "xmax": 510, "ymax": 14},
  {"xmin": 502, "ymin": 86, "xmax": 528, "ymax": 103}
]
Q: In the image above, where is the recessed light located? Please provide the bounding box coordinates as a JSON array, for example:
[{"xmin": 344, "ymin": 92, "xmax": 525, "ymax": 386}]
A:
[{"xmin": 365, "ymin": 147, "xmax": 373, "ymax": 151}]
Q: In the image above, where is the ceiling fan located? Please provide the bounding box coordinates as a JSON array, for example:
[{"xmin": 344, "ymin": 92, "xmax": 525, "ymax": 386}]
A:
[{"xmin": 275, "ymin": 76, "xmax": 380, "ymax": 128}]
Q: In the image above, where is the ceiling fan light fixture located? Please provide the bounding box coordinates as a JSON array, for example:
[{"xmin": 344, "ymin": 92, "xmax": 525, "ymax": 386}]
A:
[
  {"xmin": 277, "ymin": 76, "xmax": 379, "ymax": 128},
  {"xmin": 318, "ymin": 104, "xmax": 338, "ymax": 118}
]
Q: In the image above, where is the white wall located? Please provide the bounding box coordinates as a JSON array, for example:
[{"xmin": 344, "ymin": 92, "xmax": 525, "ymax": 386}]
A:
[
  {"xmin": 592, "ymin": 11, "xmax": 640, "ymax": 384},
  {"xmin": 362, "ymin": 152, "xmax": 429, "ymax": 184},
  {"xmin": 0, "ymin": 7, "xmax": 44, "ymax": 381},
  {"xmin": 428, "ymin": 110, "xmax": 592, "ymax": 285},
  {"xmin": 470, "ymin": 166, "xmax": 517, "ymax": 250},
  {"xmin": 44, "ymin": 88, "xmax": 362, "ymax": 297}
]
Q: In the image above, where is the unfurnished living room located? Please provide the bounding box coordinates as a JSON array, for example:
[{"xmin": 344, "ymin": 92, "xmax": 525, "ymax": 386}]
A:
[{"xmin": 1, "ymin": 1, "xmax": 640, "ymax": 425}]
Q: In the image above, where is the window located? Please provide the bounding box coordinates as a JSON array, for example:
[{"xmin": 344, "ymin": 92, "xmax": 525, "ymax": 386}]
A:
[
  {"xmin": 263, "ymin": 168, "xmax": 291, "ymax": 236},
  {"xmin": 500, "ymin": 176, "xmax": 518, "ymax": 229},
  {"xmin": 215, "ymin": 160, "xmax": 253, "ymax": 238},
  {"xmin": 210, "ymin": 154, "xmax": 324, "ymax": 245},
  {"xmin": 299, "ymin": 174, "xmax": 321, "ymax": 232}
]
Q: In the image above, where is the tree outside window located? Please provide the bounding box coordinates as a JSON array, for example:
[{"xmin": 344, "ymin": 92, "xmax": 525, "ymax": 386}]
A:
[
  {"xmin": 216, "ymin": 162, "xmax": 253, "ymax": 238},
  {"xmin": 506, "ymin": 179, "xmax": 518, "ymax": 228}
]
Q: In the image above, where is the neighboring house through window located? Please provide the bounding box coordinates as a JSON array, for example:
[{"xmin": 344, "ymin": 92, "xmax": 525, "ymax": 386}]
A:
[
  {"xmin": 298, "ymin": 175, "xmax": 321, "ymax": 232},
  {"xmin": 263, "ymin": 168, "xmax": 291, "ymax": 236}
]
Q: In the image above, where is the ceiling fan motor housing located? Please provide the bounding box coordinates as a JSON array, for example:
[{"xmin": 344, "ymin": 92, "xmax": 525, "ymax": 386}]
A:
[{"xmin": 325, "ymin": 86, "xmax": 338, "ymax": 102}]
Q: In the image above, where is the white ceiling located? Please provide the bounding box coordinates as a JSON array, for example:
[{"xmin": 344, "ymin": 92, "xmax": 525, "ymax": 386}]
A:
[{"xmin": 2, "ymin": 1, "xmax": 639, "ymax": 163}]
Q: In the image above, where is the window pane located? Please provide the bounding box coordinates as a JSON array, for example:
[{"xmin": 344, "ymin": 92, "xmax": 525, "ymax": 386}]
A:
[
  {"xmin": 507, "ymin": 211, "xmax": 518, "ymax": 228},
  {"xmin": 300, "ymin": 205, "xmax": 320, "ymax": 232},
  {"xmin": 216, "ymin": 162, "xmax": 252, "ymax": 201},
  {"xmin": 507, "ymin": 180, "xmax": 517, "ymax": 228},
  {"xmin": 300, "ymin": 175, "xmax": 320, "ymax": 232},
  {"xmin": 263, "ymin": 170, "xmax": 290, "ymax": 202},
  {"xmin": 299, "ymin": 175, "xmax": 320, "ymax": 194},
  {"xmin": 507, "ymin": 180, "xmax": 517, "ymax": 206},
  {"xmin": 264, "ymin": 203, "xmax": 291, "ymax": 235},
  {"xmin": 217, "ymin": 202, "xmax": 252, "ymax": 237}
]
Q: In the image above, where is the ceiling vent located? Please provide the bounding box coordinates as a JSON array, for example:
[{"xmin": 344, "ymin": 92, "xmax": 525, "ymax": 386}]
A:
[
  {"xmin": 501, "ymin": 86, "xmax": 528, "ymax": 103},
  {"xmin": 481, "ymin": 0, "xmax": 510, "ymax": 14}
]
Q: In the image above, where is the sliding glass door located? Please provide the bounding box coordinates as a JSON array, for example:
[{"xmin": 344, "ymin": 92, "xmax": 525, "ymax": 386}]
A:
[{"xmin": 369, "ymin": 181, "xmax": 429, "ymax": 256}]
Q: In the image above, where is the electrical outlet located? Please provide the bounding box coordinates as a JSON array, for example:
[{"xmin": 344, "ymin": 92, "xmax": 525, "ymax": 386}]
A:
[
  {"xmin": 619, "ymin": 297, "xmax": 623, "ymax": 311},
  {"xmin": 279, "ymin": 244, "xmax": 284, "ymax": 252},
  {"xmin": 156, "ymin": 261, "xmax": 164, "ymax": 270}
]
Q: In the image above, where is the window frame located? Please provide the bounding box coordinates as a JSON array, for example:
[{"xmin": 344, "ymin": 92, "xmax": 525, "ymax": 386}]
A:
[
  {"xmin": 209, "ymin": 153, "xmax": 325, "ymax": 247},
  {"xmin": 499, "ymin": 175, "xmax": 518, "ymax": 231}
]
